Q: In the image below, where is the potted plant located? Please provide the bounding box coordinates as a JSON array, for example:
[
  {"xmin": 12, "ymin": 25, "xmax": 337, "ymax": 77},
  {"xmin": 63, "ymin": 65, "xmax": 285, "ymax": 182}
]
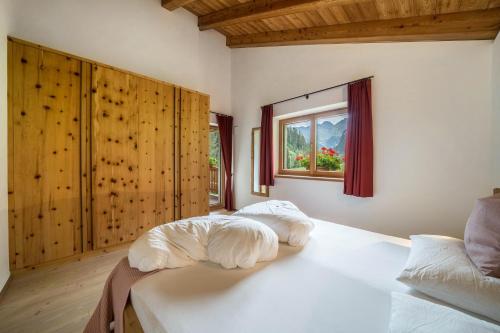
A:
[
  {"xmin": 316, "ymin": 147, "xmax": 344, "ymax": 171},
  {"xmin": 209, "ymin": 157, "xmax": 218, "ymax": 169}
]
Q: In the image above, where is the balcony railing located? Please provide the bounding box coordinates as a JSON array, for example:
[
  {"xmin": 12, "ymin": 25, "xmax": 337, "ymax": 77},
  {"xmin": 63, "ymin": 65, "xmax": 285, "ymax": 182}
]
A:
[{"xmin": 209, "ymin": 167, "xmax": 219, "ymax": 194}]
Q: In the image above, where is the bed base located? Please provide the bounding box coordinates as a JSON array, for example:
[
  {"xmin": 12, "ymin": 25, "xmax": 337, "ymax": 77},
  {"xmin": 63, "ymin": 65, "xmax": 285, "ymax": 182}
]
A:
[{"xmin": 124, "ymin": 302, "xmax": 145, "ymax": 333}]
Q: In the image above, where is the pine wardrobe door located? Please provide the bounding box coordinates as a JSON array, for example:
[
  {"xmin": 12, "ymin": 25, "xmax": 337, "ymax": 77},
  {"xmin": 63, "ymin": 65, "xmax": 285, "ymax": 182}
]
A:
[
  {"xmin": 8, "ymin": 41, "xmax": 83, "ymax": 269},
  {"xmin": 179, "ymin": 89, "xmax": 210, "ymax": 219},
  {"xmin": 91, "ymin": 65, "xmax": 140, "ymax": 249},
  {"xmin": 136, "ymin": 78, "xmax": 175, "ymax": 231},
  {"xmin": 91, "ymin": 65, "xmax": 176, "ymax": 249}
]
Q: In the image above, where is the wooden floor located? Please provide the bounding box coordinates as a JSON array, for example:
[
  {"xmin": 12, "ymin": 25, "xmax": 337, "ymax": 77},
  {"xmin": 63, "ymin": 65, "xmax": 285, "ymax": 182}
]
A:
[{"xmin": 0, "ymin": 248, "xmax": 128, "ymax": 333}]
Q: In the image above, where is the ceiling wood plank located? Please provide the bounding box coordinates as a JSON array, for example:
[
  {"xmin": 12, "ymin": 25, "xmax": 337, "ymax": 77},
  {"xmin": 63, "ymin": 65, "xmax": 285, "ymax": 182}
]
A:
[
  {"xmin": 162, "ymin": 0, "xmax": 198, "ymax": 11},
  {"xmin": 198, "ymin": 0, "xmax": 372, "ymax": 30},
  {"xmin": 226, "ymin": 8, "xmax": 500, "ymax": 47}
]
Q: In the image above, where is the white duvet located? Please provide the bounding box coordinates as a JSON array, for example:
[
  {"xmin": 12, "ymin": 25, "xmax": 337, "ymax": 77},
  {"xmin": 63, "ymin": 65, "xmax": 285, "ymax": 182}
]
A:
[
  {"xmin": 128, "ymin": 215, "xmax": 278, "ymax": 271},
  {"xmin": 234, "ymin": 200, "xmax": 315, "ymax": 246}
]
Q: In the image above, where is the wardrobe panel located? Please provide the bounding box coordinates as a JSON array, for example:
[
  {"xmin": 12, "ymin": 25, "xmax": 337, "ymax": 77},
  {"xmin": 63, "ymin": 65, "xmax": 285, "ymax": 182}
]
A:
[
  {"xmin": 8, "ymin": 41, "xmax": 82, "ymax": 268},
  {"xmin": 154, "ymin": 82, "xmax": 176, "ymax": 225},
  {"xmin": 198, "ymin": 94, "xmax": 210, "ymax": 215},
  {"xmin": 136, "ymin": 77, "xmax": 175, "ymax": 230},
  {"xmin": 80, "ymin": 63, "xmax": 93, "ymax": 251},
  {"xmin": 91, "ymin": 65, "xmax": 140, "ymax": 249},
  {"xmin": 179, "ymin": 90, "xmax": 210, "ymax": 218},
  {"xmin": 91, "ymin": 66, "xmax": 176, "ymax": 249}
]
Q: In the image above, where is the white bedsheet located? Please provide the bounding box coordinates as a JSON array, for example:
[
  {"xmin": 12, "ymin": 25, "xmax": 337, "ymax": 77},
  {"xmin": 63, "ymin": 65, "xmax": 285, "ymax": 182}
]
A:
[
  {"xmin": 389, "ymin": 293, "xmax": 500, "ymax": 333},
  {"xmin": 131, "ymin": 219, "xmax": 414, "ymax": 333}
]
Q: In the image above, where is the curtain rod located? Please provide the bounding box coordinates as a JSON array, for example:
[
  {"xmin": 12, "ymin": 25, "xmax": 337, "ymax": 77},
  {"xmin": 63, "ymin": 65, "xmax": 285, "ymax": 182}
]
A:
[
  {"xmin": 270, "ymin": 76, "xmax": 374, "ymax": 106},
  {"xmin": 210, "ymin": 111, "xmax": 231, "ymax": 117}
]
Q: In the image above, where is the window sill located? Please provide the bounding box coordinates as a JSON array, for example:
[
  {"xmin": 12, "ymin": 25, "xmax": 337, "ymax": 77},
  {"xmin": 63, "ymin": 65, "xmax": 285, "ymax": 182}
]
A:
[{"xmin": 275, "ymin": 174, "xmax": 344, "ymax": 183}]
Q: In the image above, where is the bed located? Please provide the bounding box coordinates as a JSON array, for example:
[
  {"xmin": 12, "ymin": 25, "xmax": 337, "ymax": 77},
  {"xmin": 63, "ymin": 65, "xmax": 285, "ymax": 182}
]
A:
[{"xmin": 127, "ymin": 218, "xmax": 412, "ymax": 333}]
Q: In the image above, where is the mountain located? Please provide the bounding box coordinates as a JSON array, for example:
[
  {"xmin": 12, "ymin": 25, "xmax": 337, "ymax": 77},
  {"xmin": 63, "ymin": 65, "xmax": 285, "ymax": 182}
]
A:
[
  {"xmin": 294, "ymin": 126, "xmax": 310, "ymax": 143},
  {"xmin": 285, "ymin": 117, "xmax": 347, "ymax": 161},
  {"xmin": 317, "ymin": 118, "xmax": 347, "ymax": 153},
  {"xmin": 334, "ymin": 130, "xmax": 346, "ymax": 155}
]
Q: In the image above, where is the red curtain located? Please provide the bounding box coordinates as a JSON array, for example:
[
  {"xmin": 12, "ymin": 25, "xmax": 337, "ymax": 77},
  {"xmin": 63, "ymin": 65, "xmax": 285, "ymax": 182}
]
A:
[
  {"xmin": 344, "ymin": 79, "xmax": 373, "ymax": 197},
  {"xmin": 216, "ymin": 115, "xmax": 235, "ymax": 210},
  {"xmin": 259, "ymin": 105, "xmax": 275, "ymax": 186}
]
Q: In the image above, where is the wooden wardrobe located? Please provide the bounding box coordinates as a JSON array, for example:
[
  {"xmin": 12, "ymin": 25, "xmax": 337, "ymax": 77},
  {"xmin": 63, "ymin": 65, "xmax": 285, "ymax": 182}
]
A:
[{"xmin": 7, "ymin": 38, "xmax": 210, "ymax": 270}]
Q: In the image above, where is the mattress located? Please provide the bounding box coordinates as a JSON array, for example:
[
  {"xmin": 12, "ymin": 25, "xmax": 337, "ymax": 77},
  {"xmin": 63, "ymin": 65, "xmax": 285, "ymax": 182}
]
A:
[{"xmin": 130, "ymin": 219, "xmax": 412, "ymax": 333}]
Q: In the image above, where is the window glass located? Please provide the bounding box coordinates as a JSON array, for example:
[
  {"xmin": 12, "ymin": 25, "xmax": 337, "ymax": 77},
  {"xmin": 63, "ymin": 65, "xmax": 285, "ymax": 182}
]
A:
[
  {"xmin": 279, "ymin": 109, "xmax": 347, "ymax": 179},
  {"xmin": 316, "ymin": 114, "xmax": 347, "ymax": 172},
  {"xmin": 284, "ymin": 120, "xmax": 311, "ymax": 171},
  {"xmin": 209, "ymin": 127, "xmax": 222, "ymax": 207}
]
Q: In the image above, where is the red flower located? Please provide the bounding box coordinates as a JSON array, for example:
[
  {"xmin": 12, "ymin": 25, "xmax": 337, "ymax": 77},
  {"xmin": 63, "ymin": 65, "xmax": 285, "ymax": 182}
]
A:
[
  {"xmin": 328, "ymin": 148, "xmax": 336, "ymax": 155},
  {"xmin": 295, "ymin": 155, "xmax": 303, "ymax": 161},
  {"xmin": 321, "ymin": 147, "xmax": 327, "ymax": 151},
  {"xmin": 342, "ymin": 156, "xmax": 346, "ymax": 161}
]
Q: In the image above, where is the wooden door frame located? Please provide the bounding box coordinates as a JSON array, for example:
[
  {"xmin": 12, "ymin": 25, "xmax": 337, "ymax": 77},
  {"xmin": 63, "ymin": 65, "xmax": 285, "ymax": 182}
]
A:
[
  {"xmin": 251, "ymin": 127, "xmax": 269, "ymax": 197},
  {"xmin": 209, "ymin": 125, "xmax": 225, "ymax": 210}
]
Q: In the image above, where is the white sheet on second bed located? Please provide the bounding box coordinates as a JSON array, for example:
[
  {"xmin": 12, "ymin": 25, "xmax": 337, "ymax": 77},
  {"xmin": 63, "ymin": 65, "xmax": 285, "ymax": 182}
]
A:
[{"xmin": 130, "ymin": 219, "xmax": 412, "ymax": 333}]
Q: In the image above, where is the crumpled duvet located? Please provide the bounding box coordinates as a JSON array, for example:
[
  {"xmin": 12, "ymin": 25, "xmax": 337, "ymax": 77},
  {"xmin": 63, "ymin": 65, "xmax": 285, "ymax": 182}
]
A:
[
  {"xmin": 234, "ymin": 200, "xmax": 315, "ymax": 246},
  {"xmin": 128, "ymin": 214, "xmax": 278, "ymax": 272}
]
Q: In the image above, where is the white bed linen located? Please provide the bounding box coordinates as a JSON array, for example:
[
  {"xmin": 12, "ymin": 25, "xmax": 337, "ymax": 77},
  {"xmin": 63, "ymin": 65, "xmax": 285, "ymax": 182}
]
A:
[
  {"xmin": 233, "ymin": 200, "xmax": 315, "ymax": 246},
  {"xmin": 129, "ymin": 215, "xmax": 278, "ymax": 271},
  {"xmin": 396, "ymin": 235, "xmax": 500, "ymax": 322},
  {"xmin": 131, "ymin": 219, "xmax": 414, "ymax": 333},
  {"xmin": 389, "ymin": 293, "xmax": 500, "ymax": 333}
]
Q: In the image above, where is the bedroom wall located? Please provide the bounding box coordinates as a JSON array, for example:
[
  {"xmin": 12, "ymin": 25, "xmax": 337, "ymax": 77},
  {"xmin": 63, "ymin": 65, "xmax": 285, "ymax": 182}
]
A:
[
  {"xmin": 493, "ymin": 33, "xmax": 500, "ymax": 186},
  {"xmin": 0, "ymin": 0, "xmax": 231, "ymax": 291},
  {"xmin": 231, "ymin": 41, "xmax": 493, "ymax": 239},
  {"xmin": 0, "ymin": 0, "xmax": 12, "ymax": 292}
]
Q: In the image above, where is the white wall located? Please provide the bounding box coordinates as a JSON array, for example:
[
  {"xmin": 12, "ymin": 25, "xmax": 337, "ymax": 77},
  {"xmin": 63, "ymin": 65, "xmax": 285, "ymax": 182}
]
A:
[
  {"xmin": 493, "ymin": 33, "xmax": 500, "ymax": 185},
  {"xmin": 0, "ymin": 0, "xmax": 12, "ymax": 291},
  {"xmin": 232, "ymin": 42, "xmax": 493, "ymax": 239},
  {"xmin": 0, "ymin": 0, "xmax": 231, "ymax": 291}
]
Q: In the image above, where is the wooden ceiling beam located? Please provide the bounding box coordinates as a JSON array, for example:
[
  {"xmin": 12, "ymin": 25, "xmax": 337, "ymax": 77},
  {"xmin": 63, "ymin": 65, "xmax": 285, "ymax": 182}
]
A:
[
  {"xmin": 162, "ymin": 0, "xmax": 197, "ymax": 11},
  {"xmin": 226, "ymin": 8, "xmax": 500, "ymax": 48},
  {"xmin": 198, "ymin": 0, "xmax": 370, "ymax": 31}
]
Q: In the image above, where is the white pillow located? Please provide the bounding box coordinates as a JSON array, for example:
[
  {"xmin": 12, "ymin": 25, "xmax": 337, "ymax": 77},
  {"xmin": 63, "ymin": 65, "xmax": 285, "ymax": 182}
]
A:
[
  {"xmin": 233, "ymin": 200, "xmax": 314, "ymax": 246},
  {"xmin": 389, "ymin": 292, "xmax": 500, "ymax": 333},
  {"xmin": 208, "ymin": 216, "xmax": 278, "ymax": 269},
  {"xmin": 396, "ymin": 235, "xmax": 500, "ymax": 323},
  {"xmin": 129, "ymin": 215, "xmax": 278, "ymax": 271}
]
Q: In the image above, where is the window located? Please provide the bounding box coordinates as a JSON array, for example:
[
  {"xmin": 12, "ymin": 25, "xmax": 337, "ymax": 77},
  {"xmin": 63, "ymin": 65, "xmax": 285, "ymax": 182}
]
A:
[
  {"xmin": 251, "ymin": 127, "xmax": 269, "ymax": 196},
  {"xmin": 278, "ymin": 109, "xmax": 347, "ymax": 179},
  {"xmin": 209, "ymin": 126, "xmax": 224, "ymax": 208}
]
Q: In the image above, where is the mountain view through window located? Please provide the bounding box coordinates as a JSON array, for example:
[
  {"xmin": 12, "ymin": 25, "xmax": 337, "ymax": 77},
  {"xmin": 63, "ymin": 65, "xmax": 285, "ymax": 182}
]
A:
[{"xmin": 283, "ymin": 112, "xmax": 347, "ymax": 172}]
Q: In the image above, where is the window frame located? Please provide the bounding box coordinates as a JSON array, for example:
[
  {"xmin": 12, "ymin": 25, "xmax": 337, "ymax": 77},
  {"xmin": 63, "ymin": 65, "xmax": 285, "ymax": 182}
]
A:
[
  {"xmin": 278, "ymin": 108, "xmax": 347, "ymax": 180},
  {"xmin": 251, "ymin": 127, "xmax": 269, "ymax": 197},
  {"xmin": 209, "ymin": 125, "xmax": 225, "ymax": 211}
]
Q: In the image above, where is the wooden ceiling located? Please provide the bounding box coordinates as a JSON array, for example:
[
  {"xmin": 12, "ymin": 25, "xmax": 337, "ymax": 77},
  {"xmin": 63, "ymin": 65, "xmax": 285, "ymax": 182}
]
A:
[{"xmin": 162, "ymin": 0, "xmax": 500, "ymax": 48}]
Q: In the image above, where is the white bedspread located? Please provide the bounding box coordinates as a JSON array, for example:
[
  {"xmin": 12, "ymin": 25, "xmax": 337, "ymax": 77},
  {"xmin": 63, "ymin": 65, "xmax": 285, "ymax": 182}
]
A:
[{"xmin": 131, "ymin": 219, "xmax": 414, "ymax": 333}]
